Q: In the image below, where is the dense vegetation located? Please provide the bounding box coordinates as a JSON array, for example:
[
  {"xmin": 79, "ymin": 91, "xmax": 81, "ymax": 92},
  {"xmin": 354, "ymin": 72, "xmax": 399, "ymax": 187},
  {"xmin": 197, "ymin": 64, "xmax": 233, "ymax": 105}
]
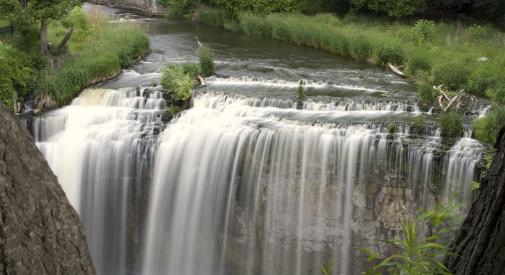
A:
[{"xmin": 0, "ymin": 6, "xmax": 149, "ymax": 110}]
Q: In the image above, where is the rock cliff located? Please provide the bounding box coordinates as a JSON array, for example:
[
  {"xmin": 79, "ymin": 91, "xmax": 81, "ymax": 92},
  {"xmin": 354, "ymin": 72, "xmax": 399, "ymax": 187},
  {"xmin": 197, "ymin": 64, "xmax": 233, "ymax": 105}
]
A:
[
  {"xmin": 445, "ymin": 127, "xmax": 505, "ymax": 274},
  {"xmin": 0, "ymin": 104, "xmax": 95, "ymax": 275}
]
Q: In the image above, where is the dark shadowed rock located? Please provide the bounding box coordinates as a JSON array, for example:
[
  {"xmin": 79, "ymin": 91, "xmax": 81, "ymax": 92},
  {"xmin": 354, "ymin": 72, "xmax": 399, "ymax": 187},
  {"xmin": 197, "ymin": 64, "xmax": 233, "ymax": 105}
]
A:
[
  {"xmin": 445, "ymin": 127, "xmax": 505, "ymax": 275},
  {"xmin": 0, "ymin": 104, "xmax": 95, "ymax": 275}
]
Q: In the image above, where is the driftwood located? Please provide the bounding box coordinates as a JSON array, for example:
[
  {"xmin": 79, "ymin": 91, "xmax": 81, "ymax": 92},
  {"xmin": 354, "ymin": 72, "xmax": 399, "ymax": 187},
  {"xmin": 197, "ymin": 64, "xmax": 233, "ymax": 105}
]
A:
[
  {"xmin": 434, "ymin": 85, "xmax": 475, "ymax": 112},
  {"xmin": 57, "ymin": 27, "xmax": 74, "ymax": 51},
  {"xmin": 197, "ymin": 75, "xmax": 206, "ymax": 87},
  {"xmin": 387, "ymin": 63, "xmax": 405, "ymax": 78}
]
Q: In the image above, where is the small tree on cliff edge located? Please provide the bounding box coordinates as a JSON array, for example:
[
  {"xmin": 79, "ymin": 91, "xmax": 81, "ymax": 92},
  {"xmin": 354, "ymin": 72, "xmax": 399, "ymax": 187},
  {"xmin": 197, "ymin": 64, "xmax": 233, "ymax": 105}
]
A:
[{"xmin": 0, "ymin": 0, "xmax": 80, "ymax": 54}]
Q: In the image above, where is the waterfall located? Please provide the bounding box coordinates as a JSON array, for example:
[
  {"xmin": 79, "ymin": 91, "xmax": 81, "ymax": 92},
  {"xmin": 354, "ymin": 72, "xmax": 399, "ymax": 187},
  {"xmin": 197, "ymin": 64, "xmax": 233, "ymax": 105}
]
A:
[
  {"xmin": 34, "ymin": 88, "xmax": 166, "ymax": 274},
  {"xmin": 444, "ymin": 131, "xmax": 484, "ymax": 207},
  {"xmin": 142, "ymin": 93, "xmax": 437, "ymax": 275},
  {"xmin": 33, "ymin": 88, "xmax": 483, "ymax": 275}
]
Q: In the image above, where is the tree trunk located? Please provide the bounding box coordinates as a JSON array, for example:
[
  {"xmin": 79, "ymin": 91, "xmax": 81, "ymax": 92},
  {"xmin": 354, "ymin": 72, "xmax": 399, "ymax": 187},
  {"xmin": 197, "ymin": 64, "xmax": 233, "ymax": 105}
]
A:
[
  {"xmin": 58, "ymin": 27, "xmax": 74, "ymax": 51},
  {"xmin": 40, "ymin": 18, "xmax": 48, "ymax": 54},
  {"xmin": 444, "ymin": 127, "xmax": 505, "ymax": 274}
]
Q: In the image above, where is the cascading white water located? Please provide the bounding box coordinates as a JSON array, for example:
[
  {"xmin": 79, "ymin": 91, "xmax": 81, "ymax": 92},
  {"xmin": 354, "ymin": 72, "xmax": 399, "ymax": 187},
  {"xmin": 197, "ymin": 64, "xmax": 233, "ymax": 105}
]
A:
[
  {"xmin": 444, "ymin": 131, "xmax": 484, "ymax": 206},
  {"xmin": 142, "ymin": 93, "xmax": 437, "ymax": 275},
  {"xmin": 34, "ymin": 88, "xmax": 166, "ymax": 274}
]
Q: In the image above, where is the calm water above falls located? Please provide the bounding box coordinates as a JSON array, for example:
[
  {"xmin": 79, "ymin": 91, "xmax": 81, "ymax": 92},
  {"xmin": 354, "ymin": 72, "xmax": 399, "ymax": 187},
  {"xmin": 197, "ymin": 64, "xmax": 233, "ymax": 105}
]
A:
[{"xmin": 34, "ymin": 5, "xmax": 486, "ymax": 275}]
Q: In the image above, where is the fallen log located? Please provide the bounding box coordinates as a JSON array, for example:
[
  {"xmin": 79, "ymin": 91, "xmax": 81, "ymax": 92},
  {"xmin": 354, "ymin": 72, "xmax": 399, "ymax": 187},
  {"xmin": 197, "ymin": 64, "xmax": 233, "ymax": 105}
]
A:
[{"xmin": 387, "ymin": 63, "xmax": 405, "ymax": 78}]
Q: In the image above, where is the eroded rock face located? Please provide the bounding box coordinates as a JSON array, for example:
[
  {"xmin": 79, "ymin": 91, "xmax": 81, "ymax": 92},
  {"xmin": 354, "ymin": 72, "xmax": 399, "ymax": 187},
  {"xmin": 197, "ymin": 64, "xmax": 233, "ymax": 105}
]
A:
[
  {"xmin": 445, "ymin": 128, "xmax": 505, "ymax": 275},
  {"xmin": 0, "ymin": 104, "xmax": 95, "ymax": 275}
]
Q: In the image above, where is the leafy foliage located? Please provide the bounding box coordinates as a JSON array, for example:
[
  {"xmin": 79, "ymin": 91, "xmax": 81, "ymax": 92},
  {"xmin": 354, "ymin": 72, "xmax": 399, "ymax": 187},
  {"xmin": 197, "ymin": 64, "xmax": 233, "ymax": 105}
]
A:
[
  {"xmin": 0, "ymin": 43, "xmax": 36, "ymax": 109},
  {"xmin": 364, "ymin": 204, "xmax": 458, "ymax": 275},
  {"xmin": 411, "ymin": 20, "xmax": 436, "ymax": 45},
  {"xmin": 352, "ymin": 0, "xmax": 426, "ymax": 17},
  {"xmin": 161, "ymin": 64, "xmax": 196, "ymax": 101},
  {"xmin": 474, "ymin": 106, "xmax": 505, "ymax": 143},
  {"xmin": 162, "ymin": 0, "xmax": 197, "ymax": 19}
]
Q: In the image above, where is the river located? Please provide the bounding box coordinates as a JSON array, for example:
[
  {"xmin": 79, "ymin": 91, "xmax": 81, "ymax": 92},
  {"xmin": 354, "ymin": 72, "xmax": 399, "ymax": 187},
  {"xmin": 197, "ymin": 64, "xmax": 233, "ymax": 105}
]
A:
[{"xmin": 33, "ymin": 4, "xmax": 486, "ymax": 275}]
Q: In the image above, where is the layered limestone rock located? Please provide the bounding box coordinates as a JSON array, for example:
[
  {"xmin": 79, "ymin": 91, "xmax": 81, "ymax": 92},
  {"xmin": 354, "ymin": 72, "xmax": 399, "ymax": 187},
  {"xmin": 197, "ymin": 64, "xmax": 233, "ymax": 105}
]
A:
[{"xmin": 0, "ymin": 104, "xmax": 95, "ymax": 275}]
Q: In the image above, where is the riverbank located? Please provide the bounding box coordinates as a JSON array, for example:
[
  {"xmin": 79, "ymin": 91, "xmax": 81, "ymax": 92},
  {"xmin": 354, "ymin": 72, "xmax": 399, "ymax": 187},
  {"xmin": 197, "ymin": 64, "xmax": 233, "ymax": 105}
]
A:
[
  {"xmin": 196, "ymin": 8, "xmax": 505, "ymax": 142},
  {"xmin": 0, "ymin": 6, "xmax": 149, "ymax": 112}
]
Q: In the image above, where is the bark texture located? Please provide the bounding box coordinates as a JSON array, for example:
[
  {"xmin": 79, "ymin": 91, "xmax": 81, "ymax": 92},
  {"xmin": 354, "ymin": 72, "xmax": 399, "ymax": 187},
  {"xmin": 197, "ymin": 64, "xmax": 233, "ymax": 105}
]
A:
[
  {"xmin": 445, "ymin": 127, "xmax": 505, "ymax": 275},
  {"xmin": 0, "ymin": 104, "xmax": 95, "ymax": 275}
]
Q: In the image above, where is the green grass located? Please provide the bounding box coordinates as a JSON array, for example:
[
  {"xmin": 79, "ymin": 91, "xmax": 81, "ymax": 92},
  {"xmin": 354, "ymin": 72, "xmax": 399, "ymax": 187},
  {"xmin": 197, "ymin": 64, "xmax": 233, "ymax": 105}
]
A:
[
  {"xmin": 43, "ymin": 11, "xmax": 149, "ymax": 106},
  {"xmin": 197, "ymin": 46, "xmax": 215, "ymax": 76}
]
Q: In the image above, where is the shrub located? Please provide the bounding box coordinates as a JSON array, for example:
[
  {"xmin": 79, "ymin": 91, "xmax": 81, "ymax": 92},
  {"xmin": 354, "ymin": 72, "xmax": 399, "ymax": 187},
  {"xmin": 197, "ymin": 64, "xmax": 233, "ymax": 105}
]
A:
[
  {"xmin": 372, "ymin": 40, "xmax": 404, "ymax": 65},
  {"xmin": 418, "ymin": 82, "xmax": 436, "ymax": 107},
  {"xmin": 296, "ymin": 81, "xmax": 305, "ymax": 100},
  {"xmin": 467, "ymin": 69, "xmax": 497, "ymax": 97},
  {"xmin": 197, "ymin": 47, "xmax": 215, "ymax": 77},
  {"xmin": 199, "ymin": 8, "xmax": 227, "ymax": 27},
  {"xmin": 161, "ymin": 65, "xmax": 196, "ymax": 101},
  {"xmin": 432, "ymin": 62, "xmax": 470, "ymax": 91},
  {"xmin": 438, "ymin": 111, "xmax": 463, "ymax": 138},
  {"xmin": 364, "ymin": 208, "xmax": 451, "ymax": 275},
  {"xmin": 181, "ymin": 63, "xmax": 200, "ymax": 79},
  {"xmin": 474, "ymin": 106, "xmax": 505, "ymax": 143},
  {"xmin": 352, "ymin": 0, "xmax": 427, "ymax": 17},
  {"xmin": 405, "ymin": 52, "xmax": 432, "ymax": 77},
  {"xmin": 0, "ymin": 43, "xmax": 36, "ymax": 109},
  {"xmin": 163, "ymin": 0, "xmax": 196, "ymax": 19},
  {"xmin": 411, "ymin": 19, "xmax": 435, "ymax": 45},
  {"xmin": 468, "ymin": 24, "xmax": 490, "ymax": 41}
]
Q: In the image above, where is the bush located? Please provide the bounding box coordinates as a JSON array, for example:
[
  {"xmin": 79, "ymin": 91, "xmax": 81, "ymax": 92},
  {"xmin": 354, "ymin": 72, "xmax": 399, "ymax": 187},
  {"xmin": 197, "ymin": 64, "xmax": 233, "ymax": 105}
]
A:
[
  {"xmin": 163, "ymin": 0, "xmax": 196, "ymax": 19},
  {"xmin": 197, "ymin": 47, "xmax": 215, "ymax": 77},
  {"xmin": 372, "ymin": 40, "xmax": 405, "ymax": 65},
  {"xmin": 199, "ymin": 8, "xmax": 227, "ymax": 27},
  {"xmin": 161, "ymin": 64, "xmax": 196, "ymax": 101},
  {"xmin": 466, "ymin": 69, "xmax": 497, "ymax": 97},
  {"xmin": 411, "ymin": 19, "xmax": 435, "ymax": 45},
  {"xmin": 0, "ymin": 43, "xmax": 36, "ymax": 109},
  {"xmin": 405, "ymin": 52, "xmax": 431, "ymax": 77},
  {"xmin": 432, "ymin": 62, "xmax": 470, "ymax": 91},
  {"xmin": 468, "ymin": 24, "xmax": 490, "ymax": 41},
  {"xmin": 438, "ymin": 112, "xmax": 463, "ymax": 138},
  {"xmin": 418, "ymin": 82, "xmax": 436, "ymax": 107},
  {"xmin": 181, "ymin": 63, "xmax": 200, "ymax": 79},
  {"xmin": 474, "ymin": 106, "xmax": 505, "ymax": 143}
]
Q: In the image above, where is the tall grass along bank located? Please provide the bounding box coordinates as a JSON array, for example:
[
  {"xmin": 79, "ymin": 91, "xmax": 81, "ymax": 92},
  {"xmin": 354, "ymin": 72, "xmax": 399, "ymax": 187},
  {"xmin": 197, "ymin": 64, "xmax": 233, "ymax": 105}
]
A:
[
  {"xmin": 198, "ymin": 8, "xmax": 505, "ymax": 142},
  {"xmin": 43, "ymin": 10, "xmax": 149, "ymax": 106}
]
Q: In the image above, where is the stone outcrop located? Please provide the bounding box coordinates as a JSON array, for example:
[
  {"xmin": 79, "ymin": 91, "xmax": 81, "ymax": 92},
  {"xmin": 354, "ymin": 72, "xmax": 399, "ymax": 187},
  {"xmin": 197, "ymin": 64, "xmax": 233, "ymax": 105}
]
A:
[
  {"xmin": 445, "ymin": 127, "xmax": 505, "ymax": 275},
  {"xmin": 0, "ymin": 104, "xmax": 95, "ymax": 275}
]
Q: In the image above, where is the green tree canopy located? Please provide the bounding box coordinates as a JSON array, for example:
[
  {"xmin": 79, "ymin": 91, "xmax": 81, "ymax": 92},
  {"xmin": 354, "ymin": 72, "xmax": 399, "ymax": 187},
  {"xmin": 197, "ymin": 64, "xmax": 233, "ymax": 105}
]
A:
[{"xmin": 0, "ymin": 0, "xmax": 80, "ymax": 53}]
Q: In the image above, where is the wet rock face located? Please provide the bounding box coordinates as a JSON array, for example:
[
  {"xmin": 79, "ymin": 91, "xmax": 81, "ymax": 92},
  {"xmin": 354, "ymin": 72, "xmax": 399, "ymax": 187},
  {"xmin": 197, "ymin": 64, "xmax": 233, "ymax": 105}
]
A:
[
  {"xmin": 0, "ymin": 104, "xmax": 95, "ymax": 275},
  {"xmin": 445, "ymin": 128, "xmax": 505, "ymax": 275}
]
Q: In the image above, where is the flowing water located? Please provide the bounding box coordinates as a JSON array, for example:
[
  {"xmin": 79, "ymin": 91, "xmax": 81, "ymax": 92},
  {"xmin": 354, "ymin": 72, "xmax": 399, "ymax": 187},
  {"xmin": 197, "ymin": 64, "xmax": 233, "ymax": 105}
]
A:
[{"xmin": 33, "ymin": 4, "xmax": 487, "ymax": 275}]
